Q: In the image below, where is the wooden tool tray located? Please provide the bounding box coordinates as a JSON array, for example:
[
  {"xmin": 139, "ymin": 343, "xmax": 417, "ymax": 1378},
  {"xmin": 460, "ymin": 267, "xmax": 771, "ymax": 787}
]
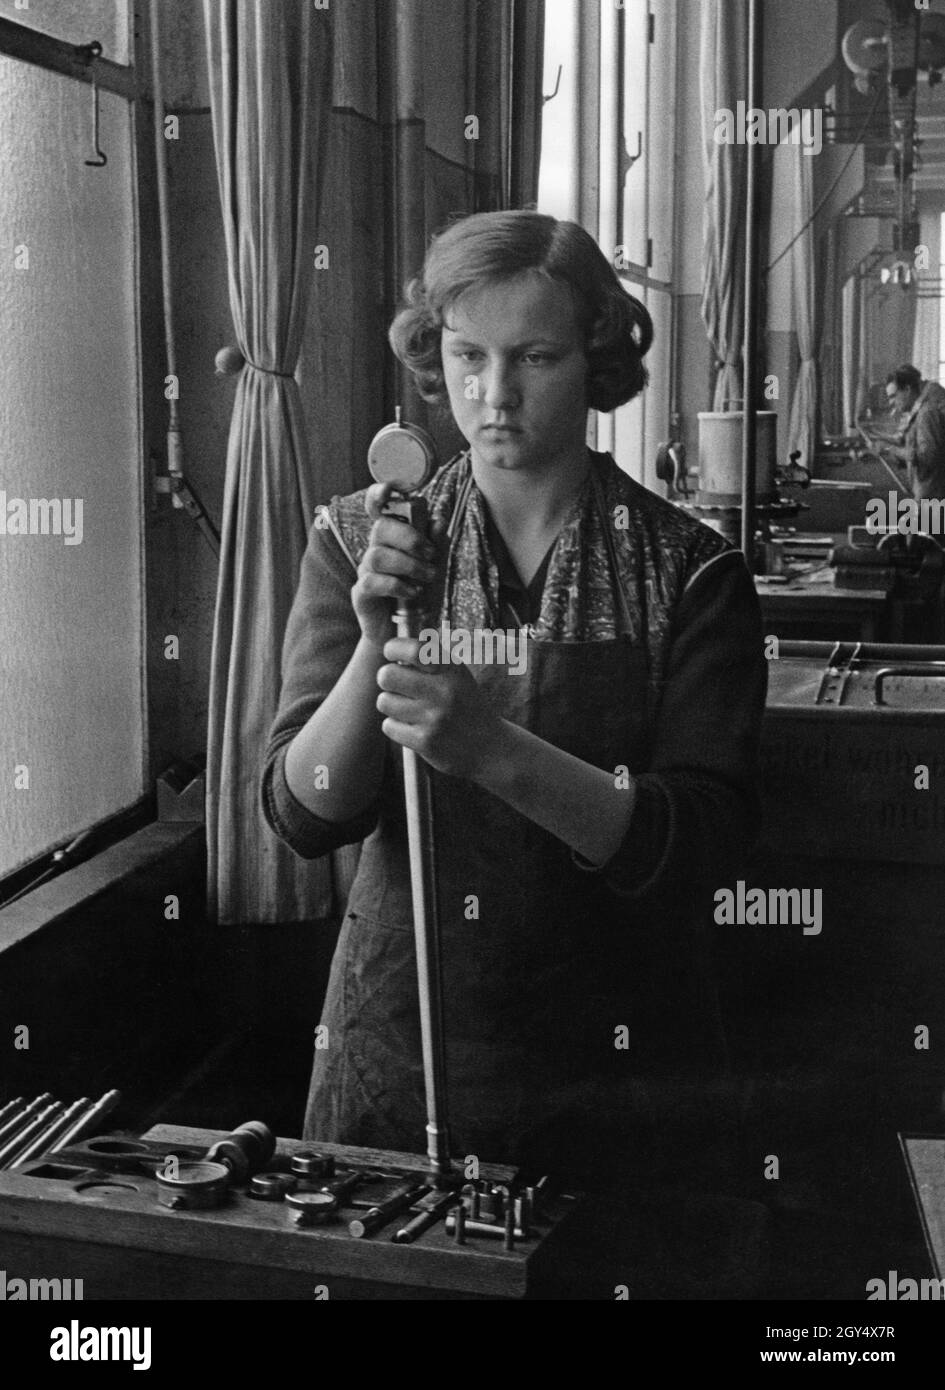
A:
[{"xmin": 0, "ymin": 1124, "xmax": 580, "ymax": 1299}]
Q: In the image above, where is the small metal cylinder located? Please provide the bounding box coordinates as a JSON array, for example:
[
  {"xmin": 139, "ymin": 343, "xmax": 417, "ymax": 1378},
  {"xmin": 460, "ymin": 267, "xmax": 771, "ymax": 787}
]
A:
[
  {"xmin": 156, "ymin": 1160, "xmax": 230, "ymax": 1210},
  {"xmin": 249, "ymin": 1172, "xmax": 298, "ymax": 1201},
  {"xmin": 286, "ymin": 1192, "xmax": 339, "ymax": 1227},
  {"xmin": 446, "ymin": 1214, "xmax": 526, "ymax": 1241},
  {"xmin": 504, "ymin": 1197, "xmax": 515, "ymax": 1251},
  {"xmin": 290, "ymin": 1151, "xmax": 336, "ymax": 1184}
]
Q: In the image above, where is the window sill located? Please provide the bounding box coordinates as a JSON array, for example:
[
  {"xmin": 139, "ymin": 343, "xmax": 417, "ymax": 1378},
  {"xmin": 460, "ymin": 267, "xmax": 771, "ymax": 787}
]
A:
[{"xmin": 0, "ymin": 821, "xmax": 204, "ymax": 956}]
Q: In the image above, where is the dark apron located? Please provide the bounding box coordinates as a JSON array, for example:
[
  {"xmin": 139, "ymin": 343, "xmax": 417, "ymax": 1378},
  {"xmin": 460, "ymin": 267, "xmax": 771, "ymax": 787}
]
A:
[{"xmin": 304, "ymin": 467, "xmax": 729, "ymax": 1183}]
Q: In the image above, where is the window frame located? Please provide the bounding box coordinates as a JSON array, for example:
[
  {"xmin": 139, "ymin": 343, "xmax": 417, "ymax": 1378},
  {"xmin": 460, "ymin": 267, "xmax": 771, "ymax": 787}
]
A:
[
  {"xmin": 0, "ymin": 2, "xmax": 165, "ymax": 905},
  {"xmin": 537, "ymin": 0, "xmax": 680, "ymax": 484}
]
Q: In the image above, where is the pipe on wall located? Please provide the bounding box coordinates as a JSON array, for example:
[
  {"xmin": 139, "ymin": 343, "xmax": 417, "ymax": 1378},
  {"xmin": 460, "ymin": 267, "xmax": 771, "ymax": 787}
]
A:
[
  {"xmin": 148, "ymin": 0, "xmax": 183, "ymax": 481},
  {"xmin": 392, "ymin": 0, "xmax": 427, "ymax": 425},
  {"xmin": 740, "ymin": 0, "xmax": 762, "ymax": 558}
]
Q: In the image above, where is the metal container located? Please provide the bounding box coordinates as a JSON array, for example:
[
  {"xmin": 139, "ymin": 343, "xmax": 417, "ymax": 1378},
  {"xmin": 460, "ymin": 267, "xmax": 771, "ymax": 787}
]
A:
[
  {"xmin": 761, "ymin": 640, "xmax": 945, "ymax": 863},
  {"xmin": 697, "ymin": 410, "xmax": 778, "ymax": 505}
]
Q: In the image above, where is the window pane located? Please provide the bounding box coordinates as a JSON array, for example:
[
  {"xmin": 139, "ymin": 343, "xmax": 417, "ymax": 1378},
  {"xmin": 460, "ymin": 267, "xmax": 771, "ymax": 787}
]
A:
[
  {"xmin": 537, "ymin": 0, "xmax": 580, "ymax": 218},
  {"xmin": 0, "ymin": 0, "xmax": 130, "ymax": 65},
  {"xmin": 620, "ymin": 0, "xmax": 649, "ymax": 271},
  {"xmin": 0, "ymin": 55, "xmax": 143, "ymax": 878},
  {"xmin": 647, "ymin": 1, "xmax": 676, "ymax": 284}
]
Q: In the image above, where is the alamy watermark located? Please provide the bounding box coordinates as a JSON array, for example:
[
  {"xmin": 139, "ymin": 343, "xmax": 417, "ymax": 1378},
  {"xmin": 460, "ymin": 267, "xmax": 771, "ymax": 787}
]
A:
[
  {"xmin": 866, "ymin": 1270, "xmax": 945, "ymax": 1300},
  {"xmin": 714, "ymin": 880, "xmax": 822, "ymax": 935},
  {"xmin": 864, "ymin": 492, "xmax": 945, "ymax": 536},
  {"xmin": 713, "ymin": 102, "xmax": 823, "ymax": 156},
  {"xmin": 417, "ymin": 623, "xmax": 528, "ymax": 675},
  {"xmin": 0, "ymin": 491, "xmax": 83, "ymax": 545},
  {"xmin": 1, "ymin": 1268, "xmax": 83, "ymax": 1300},
  {"xmin": 49, "ymin": 1320, "xmax": 151, "ymax": 1370}
]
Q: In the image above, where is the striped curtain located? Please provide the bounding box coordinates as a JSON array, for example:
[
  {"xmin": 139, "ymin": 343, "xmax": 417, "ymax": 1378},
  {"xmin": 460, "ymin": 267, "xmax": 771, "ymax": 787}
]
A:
[
  {"xmin": 203, "ymin": 0, "xmax": 334, "ymax": 924},
  {"xmin": 700, "ymin": 0, "xmax": 749, "ymax": 411}
]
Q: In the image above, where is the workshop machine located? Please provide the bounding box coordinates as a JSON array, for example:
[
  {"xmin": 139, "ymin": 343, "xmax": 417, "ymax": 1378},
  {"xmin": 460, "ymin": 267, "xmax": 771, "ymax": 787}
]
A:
[{"xmin": 659, "ymin": 411, "xmax": 809, "ymax": 551}]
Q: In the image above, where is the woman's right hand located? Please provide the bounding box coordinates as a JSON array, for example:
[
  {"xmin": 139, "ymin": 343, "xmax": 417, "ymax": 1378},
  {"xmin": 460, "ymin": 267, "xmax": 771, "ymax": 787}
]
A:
[{"xmin": 352, "ymin": 482, "xmax": 441, "ymax": 649}]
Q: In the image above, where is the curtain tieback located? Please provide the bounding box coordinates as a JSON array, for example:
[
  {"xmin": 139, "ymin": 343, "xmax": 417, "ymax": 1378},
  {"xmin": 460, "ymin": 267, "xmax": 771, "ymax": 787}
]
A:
[{"xmin": 214, "ymin": 344, "xmax": 295, "ymax": 380}]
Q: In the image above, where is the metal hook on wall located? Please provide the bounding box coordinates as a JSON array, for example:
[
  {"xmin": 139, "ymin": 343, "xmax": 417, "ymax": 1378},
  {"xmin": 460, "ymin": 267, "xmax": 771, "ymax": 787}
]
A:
[
  {"xmin": 542, "ymin": 64, "xmax": 562, "ymax": 106},
  {"xmin": 77, "ymin": 41, "xmax": 107, "ymax": 167}
]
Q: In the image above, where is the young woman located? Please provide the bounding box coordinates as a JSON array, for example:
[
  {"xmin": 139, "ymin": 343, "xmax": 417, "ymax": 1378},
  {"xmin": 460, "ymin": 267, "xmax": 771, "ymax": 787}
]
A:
[{"xmin": 262, "ymin": 210, "xmax": 767, "ymax": 1190}]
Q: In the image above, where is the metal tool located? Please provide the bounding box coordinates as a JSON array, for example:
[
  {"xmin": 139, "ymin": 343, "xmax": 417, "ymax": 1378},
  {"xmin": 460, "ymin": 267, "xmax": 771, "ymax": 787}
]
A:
[
  {"xmin": 445, "ymin": 1214, "xmax": 527, "ymax": 1241},
  {"xmin": 156, "ymin": 1160, "xmax": 231, "ymax": 1211},
  {"xmin": 0, "ymin": 1103, "xmax": 65, "ymax": 1168},
  {"xmin": 286, "ymin": 1191, "xmax": 339, "ymax": 1227},
  {"xmin": 391, "ymin": 1189, "xmax": 459, "ymax": 1244},
  {"xmin": 49, "ymin": 1089, "xmax": 121, "ymax": 1152},
  {"xmin": 0, "ymin": 1098, "xmax": 24, "ymax": 1129},
  {"xmin": 9, "ymin": 1098, "xmax": 91, "ymax": 1169},
  {"xmin": 152, "ymin": 1120, "xmax": 274, "ymax": 1205},
  {"xmin": 80, "ymin": 41, "xmax": 107, "ymax": 167},
  {"xmin": 319, "ymin": 1169, "xmax": 380, "ymax": 1203},
  {"xmin": 290, "ymin": 1151, "xmax": 335, "ymax": 1185},
  {"xmin": 249, "ymin": 1172, "xmax": 298, "ymax": 1201},
  {"xmin": 504, "ymin": 1195, "xmax": 516, "ymax": 1251},
  {"xmin": 203, "ymin": 1121, "xmax": 274, "ymax": 1182},
  {"xmin": 443, "ymin": 1180, "xmax": 537, "ymax": 1245},
  {"xmin": 348, "ymin": 1182, "xmax": 431, "ymax": 1239},
  {"xmin": 367, "ymin": 410, "xmax": 451, "ymax": 1180},
  {"xmin": 0, "ymin": 1095, "xmax": 52, "ymax": 1150}
]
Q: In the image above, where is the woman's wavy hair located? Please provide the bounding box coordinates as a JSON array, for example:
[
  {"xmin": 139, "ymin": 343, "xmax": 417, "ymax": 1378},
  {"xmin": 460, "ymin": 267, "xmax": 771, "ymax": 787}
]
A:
[{"xmin": 388, "ymin": 210, "xmax": 653, "ymax": 413}]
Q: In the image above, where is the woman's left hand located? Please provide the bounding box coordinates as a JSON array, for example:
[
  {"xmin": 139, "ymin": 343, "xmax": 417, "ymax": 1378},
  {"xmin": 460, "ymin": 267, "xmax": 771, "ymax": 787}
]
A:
[{"xmin": 376, "ymin": 637, "xmax": 507, "ymax": 779}]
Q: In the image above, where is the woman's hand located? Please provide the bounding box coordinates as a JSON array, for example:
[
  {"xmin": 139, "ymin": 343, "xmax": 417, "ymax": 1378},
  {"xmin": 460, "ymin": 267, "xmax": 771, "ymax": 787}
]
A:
[
  {"xmin": 352, "ymin": 483, "xmax": 442, "ymax": 649},
  {"xmin": 376, "ymin": 637, "xmax": 508, "ymax": 779}
]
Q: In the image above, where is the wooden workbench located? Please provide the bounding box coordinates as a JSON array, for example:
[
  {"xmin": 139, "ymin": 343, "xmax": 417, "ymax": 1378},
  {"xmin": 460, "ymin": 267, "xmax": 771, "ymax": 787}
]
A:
[{"xmin": 756, "ymin": 576, "xmax": 892, "ymax": 643}]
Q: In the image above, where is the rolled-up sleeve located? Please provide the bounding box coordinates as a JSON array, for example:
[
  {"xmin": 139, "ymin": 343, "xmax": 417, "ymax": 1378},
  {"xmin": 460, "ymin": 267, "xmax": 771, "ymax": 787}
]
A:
[
  {"xmin": 574, "ymin": 550, "xmax": 767, "ymax": 901},
  {"xmin": 260, "ymin": 518, "xmax": 381, "ymax": 859}
]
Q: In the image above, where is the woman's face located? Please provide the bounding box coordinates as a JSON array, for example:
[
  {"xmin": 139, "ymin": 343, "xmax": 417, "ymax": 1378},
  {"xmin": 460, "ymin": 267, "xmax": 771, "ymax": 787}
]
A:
[{"xmin": 440, "ymin": 271, "xmax": 589, "ymax": 476}]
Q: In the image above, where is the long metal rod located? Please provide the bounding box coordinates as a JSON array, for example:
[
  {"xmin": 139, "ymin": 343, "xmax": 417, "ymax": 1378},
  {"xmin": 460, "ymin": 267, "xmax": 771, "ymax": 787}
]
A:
[
  {"xmin": 0, "ymin": 1094, "xmax": 53, "ymax": 1149},
  {"xmin": 392, "ymin": 0, "xmax": 426, "ymax": 426},
  {"xmin": 0, "ymin": 16, "xmax": 136, "ymax": 98},
  {"xmin": 740, "ymin": 0, "xmax": 762, "ymax": 558},
  {"xmin": 395, "ymin": 607, "xmax": 451, "ymax": 1179},
  {"xmin": 50, "ymin": 1089, "xmax": 122, "ymax": 1153},
  {"xmin": 0, "ymin": 1098, "xmax": 25, "ymax": 1129},
  {"xmin": 9, "ymin": 1098, "xmax": 91, "ymax": 1169},
  {"xmin": 0, "ymin": 1102, "xmax": 63, "ymax": 1167},
  {"xmin": 148, "ymin": 0, "xmax": 182, "ymax": 479}
]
